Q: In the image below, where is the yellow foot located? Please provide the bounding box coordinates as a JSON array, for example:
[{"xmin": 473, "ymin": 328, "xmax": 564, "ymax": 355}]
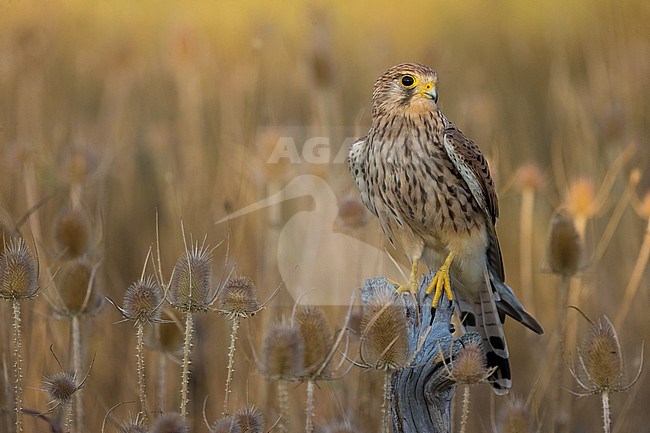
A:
[
  {"xmin": 388, "ymin": 260, "xmax": 419, "ymax": 294},
  {"xmin": 425, "ymin": 253, "xmax": 455, "ymax": 307}
]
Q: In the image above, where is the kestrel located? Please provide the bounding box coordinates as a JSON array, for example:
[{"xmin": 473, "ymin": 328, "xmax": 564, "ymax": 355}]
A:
[{"xmin": 348, "ymin": 63, "xmax": 543, "ymax": 394}]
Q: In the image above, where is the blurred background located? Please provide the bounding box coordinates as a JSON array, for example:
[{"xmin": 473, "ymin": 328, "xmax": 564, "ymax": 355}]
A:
[{"xmin": 0, "ymin": 0, "xmax": 648, "ymax": 431}]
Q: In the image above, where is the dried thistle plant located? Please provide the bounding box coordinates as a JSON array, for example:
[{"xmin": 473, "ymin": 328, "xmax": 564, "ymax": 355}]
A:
[
  {"xmin": 111, "ymin": 270, "xmax": 164, "ymax": 425},
  {"xmin": 232, "ymin": 405, "xmax": 265, "ymax": 433},
  {"xmin": 118, "ymin": 415, "xmax": 148, "ymax": 433},
  {"xmin": 169, "ymin": 238, "xmax": 214, "ymax": 418},
  {"xmin": 0, "ymin": 237, "xmax": 39, "ymax": 433},
  {"xmin": 53, "ymin": 207, "xmax": 92, "ymax": 259},
  {"xmin": 263, "ymin": 320, "xmax": 305, "ymax": 433},
  {"xmin": 294, "ymin": 305, "xmax": 335, "ymax": 433},
  {"xmin": 210, "ymin": 416, "xmax": 241, "ymax": 433},
  {"xmin": 41, "ymin": 348, "xmax": 92, "ymax": 433},
  {"xmin": 217, "ymin": 275, "xmax": 259, "ymax": 416},
  {"xmin": 42, "ymin": 371, "xmax": 86, "ymax": 433},
  {"xmin": 46, "ymin": 257, "xmax": 103, "ymax": 432},
  {"xmin": 566, "ymin": 310, "xmax": 643, "ymax": 433},
  {"xmin": 546, "ymin": 210, "xmax": 583, "ymax": 426},
  {"xmin": 335, "ymin": 193, "xmax": 368, "ymax": 230},
  {"xmin": 360, "ymin": 284, "xmax": 409, "ymax": 433},
  {"xmin": 548, "ymin": 211, "xmax": 582, "ymax": 278},
  {"xmin": 443, "ymin": 336, "xmax": 494, "ymax": 433},
  {"xmin": 496, "ymin": 396, "xmax": 535, "ymax": 433}
]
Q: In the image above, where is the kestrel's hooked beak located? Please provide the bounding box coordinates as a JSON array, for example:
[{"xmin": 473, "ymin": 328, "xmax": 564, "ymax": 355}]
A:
[{"xmin": 418, "ymin": 82, "xmax": 438, "ymax": 103}]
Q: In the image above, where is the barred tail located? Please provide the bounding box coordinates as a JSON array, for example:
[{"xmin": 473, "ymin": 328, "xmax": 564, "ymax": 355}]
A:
[{"xmin": 455, "ymin": 268, "xmax": 511, "ymax": 395}]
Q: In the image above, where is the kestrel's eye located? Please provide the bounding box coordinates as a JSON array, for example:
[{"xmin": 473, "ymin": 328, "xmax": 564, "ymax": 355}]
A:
[{"xmin": 400, "ymin": 75, "xmax": 417, "ymax": 88}]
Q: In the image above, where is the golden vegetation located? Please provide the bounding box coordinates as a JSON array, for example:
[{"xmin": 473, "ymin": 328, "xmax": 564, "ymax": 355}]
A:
[{"xmin": 0, "ymin": 0, "xmax": 648, "ymax": 432}]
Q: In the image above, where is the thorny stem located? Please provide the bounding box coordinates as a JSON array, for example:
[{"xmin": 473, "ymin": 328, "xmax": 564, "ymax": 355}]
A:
[
  {"xmin": 602, "ymin": 391, "xmax": 611, "ymax": 433},
  {"xmin": 615, "ymin": 218, "xmax": 650, "ymax": 329},
  {"xmin": 459, "ymin": 385, "xmax": 470, "ymax": 433},
  {"xmin": 180, "ymin": 312, "xmax": 193, "ymax": 417},
  {"xmin": 136, "ymin": 322, "xmax": 149, "ymax": 424},
  {"xmin": 12, "ymin": 300, "xmax": 23, "ymax": 433},
  {"xmin": 381, "ymin": 371, "xmax": 391, "ymax": 433},
  {"xmin": 71, "ymin": 315, "xmax": 83, "ymax": 433},
  {"xmin": 519, "ymin": 187, "xmax": 536, "ymax": 314},
  {"xmin": 222, "ymin": 317, "xmax": 240, "ymax": 416},
  {"xmin": 552, "ymin": 274, "xmax": 571, "ymax": 433},
  {"xmin": 63, "ymin": 403, "xmax": 72, "ymax": 433},
  {"xmin": 277, "ymin": 380, "xmax": 289, "ymax": 433},
  {"xmin": 305, "ymin": 380, "xmax": 315, "ymax": 433}
]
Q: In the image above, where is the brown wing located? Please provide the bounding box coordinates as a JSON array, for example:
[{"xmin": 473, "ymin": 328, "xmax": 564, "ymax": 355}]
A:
[
  {"xmin": 443, "ymin": 126, "xmax": 504, "ymax": 280},
  {"xmin": 442, "ymin": 127, "xmax": 498, "ymax": 223}
]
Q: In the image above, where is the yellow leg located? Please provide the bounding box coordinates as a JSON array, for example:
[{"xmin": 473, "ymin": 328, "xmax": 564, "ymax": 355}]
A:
[
  {"xmin": 425, "ymin": 252, "xmax": 455, "ymax": 307},
  {"xmin": 388, "ymin": 260, "xmax": 419, "ymax": 294}
]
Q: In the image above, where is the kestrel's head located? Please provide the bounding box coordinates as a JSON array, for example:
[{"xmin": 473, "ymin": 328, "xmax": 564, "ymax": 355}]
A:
[{"xmin": 371, "ymin": 63, "xmax": 439, "ymax": 117}]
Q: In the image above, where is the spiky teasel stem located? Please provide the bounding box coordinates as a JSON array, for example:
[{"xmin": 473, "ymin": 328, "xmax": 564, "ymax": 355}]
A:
[
  {"xmin": 305, "ymin": 380, "xmax": 315, "ymax": 433},
  {"xmin": 217, "ymin": 275, "xmax": 261, "ymax": 416},
  {"xmin": 71, "ymin": 315, "xmax": 83, "ymax": 432},
  {"xmin": 222, "ymin": 316, "xmax": 240, "ymax": 416},
  {"xmin": 180, "ymin": 311, "xmax": 193, "ymax": 418},
  {"xmin": 12, "ymin": 300, "xmax": 23, "ymax": 433},
  {"xmin": 1, "ymin": 238, "xmax": 39, "ymax": 433},
  {"xmin": 381, "ymin": 371, "xmax": 391, "ymax": 433},
  {"xmin": 136, "ymin": 322, "xmax": 148, "ymax": 423},
  {"xmin": 169, "ymin": 237, "xmax": 215, "ymax": 417},
  {"xmin": 601, "ymin": 391, "xmax": 610, "ymax": 433},
  {"xmin": 277, "ymin": 380, "xmax": 289, "ymax": 433},
  {"xmin": 459, "ymin": 384, "xmax": 470, "ymax": 433}
]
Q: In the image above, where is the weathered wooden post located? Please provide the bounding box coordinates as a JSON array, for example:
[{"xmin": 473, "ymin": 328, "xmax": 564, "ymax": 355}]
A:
[{"xmin": 361, "ymin": 272, "xmax": 460, "ymax": 433}]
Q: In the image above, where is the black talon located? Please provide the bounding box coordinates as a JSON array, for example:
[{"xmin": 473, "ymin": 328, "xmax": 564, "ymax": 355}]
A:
[{"xmin": 429, "ymin": 307, "xmax": 436, "ymax": 326}]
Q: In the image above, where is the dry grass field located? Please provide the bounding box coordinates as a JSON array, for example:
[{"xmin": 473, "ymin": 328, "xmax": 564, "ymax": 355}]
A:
[{"xmin": 0, "ymin": 0, "xmax": 648, "ymax": 432}]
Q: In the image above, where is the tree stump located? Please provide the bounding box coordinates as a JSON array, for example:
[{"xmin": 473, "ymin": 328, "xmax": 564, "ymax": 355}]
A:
[{"xmin": 361, "ymin": 272, "xmax": 460, "ymax": 433}]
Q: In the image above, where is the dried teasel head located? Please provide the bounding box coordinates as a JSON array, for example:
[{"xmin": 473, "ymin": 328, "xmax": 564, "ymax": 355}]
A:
[
  {"xmin": 568, "ymin": 310, "xmax": 643, "ymax": 396},
  {"xmin": 263, "ymin": 320, "xmax": 305, "ymax": 381},
  {"xmin": 514, "ymin": 163, "xmax": 544, "ymax": 192},
  {"xmin": 151, "ymin": 412, "xmax": 188, "ymax": 433},
  {"xmin": 336, "ymin": 194, "xmax": 368, "ymax": 229},
  {"xmin": 55, "ymin": 258, "xmax": 103, "ymax": 316},
  {"xmin": 497, "ymin": 396, "xmax": 534, "ymax": 433},
  {"xmin": 448, "ymin": 338, "xmax": 491, "ymax": 385},
  {"xmin": 0, "ymin": 237, "xmax": 38, "ymax": 300},
  {"xmin": 295, "ymin": 305, "xmax": 333, "ymax": 377},
  {"xmin": 547, "ymin": 211, "xmax": 582, "ymax": 277},
  {"xmin": 43, "ymin": 372, "xmax": 77, "ymax": 407},
  {"xmin": 122, "ymin": 276, "xmax": 164, "ymax": 323},
  {"xmin": 581, "ymin": 316, "xmax": 622, "ymax": 392},
  {"xmin": 169, "ymin": 242, "xmax": 213, "ymax": 312},
  {"xmin": 360, "ymin": 284, "xmax": 409, "ymax": 370},
  {"xmin": 233, "ymin": 405, "xmax": 265, "ymax": 433},
  {"xmin": 210, "ymin": 416, "xmax": 240, "ymax": 433},
  {"xmin": 119, "ymin": 417, "xmax": 148, "ymax": 433},
  {"xmin": 53, "ymin": 207, "xmax": 91, "ymax": 259},
  {"xmin": 217, "ymin": 276, "xmax": 259, "ymax": 318},
  {"xmin": 566, "ymin": 177, "xmax": 597, "ymax": 219}
]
